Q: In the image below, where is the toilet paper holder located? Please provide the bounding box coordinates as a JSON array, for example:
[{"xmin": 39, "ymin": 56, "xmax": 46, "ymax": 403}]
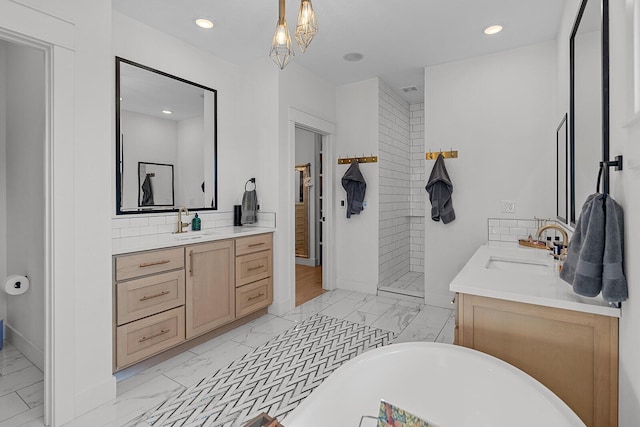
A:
[
  {"xmin": 12, "ymin": 275, "xmax": 27, "ymax": 289},
  {"xmin": 4, "ymin": 274, "xmax": 29, "ymax": 296}
]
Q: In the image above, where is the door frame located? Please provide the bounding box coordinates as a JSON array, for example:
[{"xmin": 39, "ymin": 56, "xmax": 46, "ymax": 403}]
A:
[
  {"xmin": 288, "ymin": 108, "xmax": 336, "ymax": 305},
  {"xmin": 0, "ymin": 8, "xmax": 77, "ymax": 425}
]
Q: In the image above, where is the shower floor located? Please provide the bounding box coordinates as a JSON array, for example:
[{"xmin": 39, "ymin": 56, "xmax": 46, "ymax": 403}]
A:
[{"xmin": 378, "ymin": 271, "xmax": 424, "ymax": 300}]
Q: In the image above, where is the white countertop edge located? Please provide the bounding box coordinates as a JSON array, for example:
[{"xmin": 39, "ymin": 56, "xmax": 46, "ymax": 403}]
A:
[
  {"xmin": 449, "ymin": 245, "xmax": 621, "ymax": 319},
  {"xmin": 450, "ymin": 283, "xmax": 620, "ymax": 318},
  {"xmin": 112, "ymin": 226, "xmax": 276, "ymax": 255}
]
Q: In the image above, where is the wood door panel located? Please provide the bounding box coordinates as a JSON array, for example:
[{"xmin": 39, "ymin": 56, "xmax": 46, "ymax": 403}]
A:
[{"xmin": 186, "ymin": 240, "xmax": 235, "ymax": 339}]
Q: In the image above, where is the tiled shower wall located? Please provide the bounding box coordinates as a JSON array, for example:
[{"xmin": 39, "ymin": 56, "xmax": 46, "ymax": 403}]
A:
[
  {"xmin": 409, "ymin": 103, "xmax": 425, "ymax": 273},
  {"xmin": 378, "ymin": 80, "xmax": 411, "ymax": 288}
]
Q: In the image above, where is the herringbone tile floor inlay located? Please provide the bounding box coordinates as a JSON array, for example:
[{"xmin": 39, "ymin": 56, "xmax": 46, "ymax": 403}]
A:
[{"xmin": 145, "ymin": 314, "xmax": 397, "ymax": 427}]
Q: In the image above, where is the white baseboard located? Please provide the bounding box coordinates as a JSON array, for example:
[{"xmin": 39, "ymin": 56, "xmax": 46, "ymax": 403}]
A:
[
  {"xmin": 6, "ymin": 323, "xmax": 44, "ymax": 371},
  {"xmin": 295, "ymin": 257, "xmax": 318, "ymax": 267},
  {"xmin": 425, "ymin": 291, "xmax": 456, "ymax": 309},
  {"xmin": 74, "ymin": 376, "xmax": 117, "ymax": 418},
  {"xmin": 268, "ymin": 297, "xmax": 292, "ymax": 316},
  {"xmin": 335, "ymin": 278, "xmax": 377, "ymax": 295}
]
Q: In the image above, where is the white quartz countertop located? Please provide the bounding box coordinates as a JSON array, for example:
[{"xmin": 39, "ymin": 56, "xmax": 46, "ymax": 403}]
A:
[
  {"xmin": 112, "ymin": 226, "xmax": 275, "ymax": 255},
  {"xmin": 450, "ymin": 244, "xmax": 620, "ymax": 318}
]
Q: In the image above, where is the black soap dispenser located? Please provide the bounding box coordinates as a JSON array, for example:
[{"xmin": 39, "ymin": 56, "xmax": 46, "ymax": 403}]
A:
[{"xmin": 192, "ymin": 213, "xmax": 201, "ymax": 231}]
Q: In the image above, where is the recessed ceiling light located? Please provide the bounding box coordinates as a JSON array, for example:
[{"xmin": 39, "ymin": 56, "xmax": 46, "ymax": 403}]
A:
[
  {"xmin": 195, "ymin": 18, "xmax": 214, "ymax": 29},
  {"xmin": 162, "ymin": 110, "xmax": 173, "ymax": 115},
  {"xmin": 343, "ymin": 52, "xmax": 364, "ymax": 62},
  {"xmin": 484, "ymin": 25, "xmax": 503, "ymax": 35}
]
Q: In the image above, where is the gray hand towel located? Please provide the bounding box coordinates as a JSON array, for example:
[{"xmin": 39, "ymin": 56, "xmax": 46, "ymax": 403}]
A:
[
  {"xmin": 141, "ymin": 175, "xmax": 154, "ymax": 206},
  {"xmin": 560, "ymin": 193, "xmax": 627, "ymax": 302},
  {"xmin": 425, "ymin": 154, "xmax": 455, "ymax": 224},
  {"xmin": 341, "ymin": 160, "xmax": 366, "ymax": 218},
  {"xmin": 241, "ymin": 189, "xmax": 257, "ymax": 224}
]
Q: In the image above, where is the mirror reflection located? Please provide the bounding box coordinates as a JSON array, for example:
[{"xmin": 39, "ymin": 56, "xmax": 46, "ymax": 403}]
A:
[
  {"xmin": 116, "ymin": 57, "xmax": 217, "ymax": 214},
  {"xmin": 557, "ymin": 114, "xmax": 567, "ymax": 222},
  {"xmin": 570, "ymin": 0, "xmax": 605, "ymax": 224}
]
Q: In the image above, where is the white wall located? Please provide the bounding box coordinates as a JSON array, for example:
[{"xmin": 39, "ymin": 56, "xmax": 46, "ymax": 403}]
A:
[
  {"xmin": 424, "ymin": 41, "xmax": 557, "ymax": 307},
  {"xmin": 378, "ymin": 79, "xmax": 411, "ymax": 288},
  {"xmin": 609, "ymin": 0, "xmax": 640, "ymax": 424},
  {"xmin": 4, "ymin": 41, "xmax": 45, "ymax": 369},
  {"xmin": 0, "ymin": 41, "xmax": 7, "ymax": 329},
  {"xmin": 295, "ymin": 127, "xmax": 317, "ymax": 263},
  {"xmin": 335, "ymin": 79, "xmax": 379, "ymax": 294}
]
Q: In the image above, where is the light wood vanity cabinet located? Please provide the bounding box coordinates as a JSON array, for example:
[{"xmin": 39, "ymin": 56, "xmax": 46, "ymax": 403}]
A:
[
  {"xmin": 185, "ymin": 240, "xmax": 235, "ymax": 339},
  {"xmin": 114, "ymin": 247, "xmax": 186, "ymax": 370},
  {"xmin": 456, "ymin": 294, "xmax": 618, "ymax": 427},
  {"xmin": 113, "ymin": 233, "xmax": 273, "ymax": 371},
  {"xmin": 235, "ymin": 234, "xmax": 273, "ymax": 316}
]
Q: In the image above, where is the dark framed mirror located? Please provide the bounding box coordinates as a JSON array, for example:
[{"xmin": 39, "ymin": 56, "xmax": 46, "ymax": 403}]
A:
[
  {"xmin": 556, "ymin": 114, "xmax": 568, "ymax": 223},
  {"xmin": 569, "ymin": 0, "xmax": 609, "ymax": 225},
  {"xmin": 116, "ymin": 57, "xmax": 218, "ymax": 214}
]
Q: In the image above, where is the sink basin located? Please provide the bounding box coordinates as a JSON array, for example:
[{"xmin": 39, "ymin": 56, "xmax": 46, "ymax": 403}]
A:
[
  {"xmin": 172, "ymin": 233, "xmax": 204, "ymax": 241},
  {"xmin": 485, "ymin": 256, "xmax": 552, "ymax": 276}
]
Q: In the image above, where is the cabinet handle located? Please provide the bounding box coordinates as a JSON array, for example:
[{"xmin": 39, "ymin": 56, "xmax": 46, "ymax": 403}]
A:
[
  {"xmin": 248, "ymin": 242, "xmax": 265, "ymax": 248},
  {"xmin": 248, "ymin": 264, "xmax": 265, "ymax": 271},
  {"xmin": 451, "ymin": 295, "xmax": 456, "ymax": 304},
  {"xmin": 139, "ymin": 260, "xmax": 170, "ymax": 268},
  {"xmin": 138, "ymin": 329, "xmax": 169, "ymax": 343},
  {"xmin": 248, "ymin": 292, "xmax": 265, "ymax": 301},
  {"xmin": 189, "ymin": 251, "xmax": 193, "ymax": 277},
  {"xmin": 139, "ymin": 290, "xmax": 170, "ymax": 301}
]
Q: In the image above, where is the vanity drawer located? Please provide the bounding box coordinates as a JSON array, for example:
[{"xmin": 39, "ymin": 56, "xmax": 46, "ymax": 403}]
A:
[
  {"xmin": 115, "ymin": 247, "xmax": 184, "ymax": 281},
  {"xmin": 116, "ymin": 270, "xmax": 185, "ymax": 326},
  {"xmin": 236, "ymin": 278, "xmax": 272, "ymax": 317},
  {"xmin": 235, "ymin": 233, "xmax": 272, "ymax": 256},
  {"xmin": 236, "ymin": 250, "xmax": 272, "ymax": 287},
  {"xmin": 116, "ymin": 306, "xmax": 185, "ymax": 369}
]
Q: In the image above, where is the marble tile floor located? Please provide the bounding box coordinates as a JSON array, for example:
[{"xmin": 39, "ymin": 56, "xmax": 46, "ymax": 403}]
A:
[
  {"xmin": 0, "ymin": 343, "xmax": 45, "ymax": 426},
  {"xmin": 378, "ymin": 271, "xmax": 425, "ymax": 299},
  {"xmin": 0, "ymin": 289, "xmax": 454, "ymax": 427}
]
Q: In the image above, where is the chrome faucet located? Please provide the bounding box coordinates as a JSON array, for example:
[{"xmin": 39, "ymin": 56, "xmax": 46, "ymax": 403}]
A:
[
  {"xmin": 175, "ymin": 207, "xmax": 190, "ymax": 233},
  {"xmin": 536, "ymin": 223, "xmax": 569, "ymax": 260}
]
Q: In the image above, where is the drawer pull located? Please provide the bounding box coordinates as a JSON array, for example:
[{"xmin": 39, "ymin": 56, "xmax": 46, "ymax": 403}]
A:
[
  {"xmin": 189, "ymin": 251, "xmax": 193, "ymax": 277},
  {"xmin": 248, "ymin": 242, "xmax": 265, "ymax": 248},
  {"xmin": 248, "ymin": 264, "xmax": 265, "ymax": 271},
  {"xmin": 139, "ymin": 290, "xmax": 170, "ymax": 301},
  {"xmin": 248, "ymin": 292, "xmax": 265, "ymax": 301},
  {"xmin": 139, "ymin": 260, "xmax": 171, "ymax": 268},
  {"xmin": 138, "ymin": 329, "xmax": 169, "ymax": 343}
]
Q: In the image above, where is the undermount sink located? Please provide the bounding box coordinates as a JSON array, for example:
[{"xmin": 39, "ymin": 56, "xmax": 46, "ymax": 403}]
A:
[
  {"xmin": 172, "ymin": 233, "xmax": 204, "ymax": 241},
  {"xmin": 485, "ymin": 256, "xmax": 552, "ymax": 276}
]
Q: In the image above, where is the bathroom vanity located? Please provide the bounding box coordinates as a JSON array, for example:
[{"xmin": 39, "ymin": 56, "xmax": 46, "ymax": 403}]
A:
[
  {"xmin": 112, "ymin": 228, "xmax": 274, "ymax": 371},
  {"xmin": 451, "ymin": 245, "xmax": 619, "ymax": 427}
]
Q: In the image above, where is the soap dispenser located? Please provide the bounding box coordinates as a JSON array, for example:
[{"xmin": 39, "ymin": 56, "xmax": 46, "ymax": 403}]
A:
[{"xmin": 192, "ymin": 213, "xmax": 201, "ymax": 231}]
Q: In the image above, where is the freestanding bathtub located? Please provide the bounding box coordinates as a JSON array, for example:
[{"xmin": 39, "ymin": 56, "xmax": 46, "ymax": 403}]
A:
[{"xmin": 282, "ymin": 342, "xmax": 584, "ymax": 426}]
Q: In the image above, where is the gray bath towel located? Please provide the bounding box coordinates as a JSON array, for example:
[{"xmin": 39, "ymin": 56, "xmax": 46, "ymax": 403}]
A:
[
  {"xmin": 141, "ymin": 175, "xmax": 154, "ymax": 206},
  {"xmin": 341, "ymin": 160, "xmax": 366, "ymax": 218},
  {"xmin": 426, "ymin": 154, "xmax": 455, "ymax": 224},
  {"xmin": 241, "ymin": 189, "xmax": 257, "ymax": 224},
  {"xmin": 560, "ymin": 193, "xmax": 627, "ymax": 302}
]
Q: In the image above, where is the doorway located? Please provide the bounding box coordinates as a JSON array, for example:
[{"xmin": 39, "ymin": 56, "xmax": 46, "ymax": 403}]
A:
[
  {"xmin": 294, "ymin": 127, "xmax": 325, "ymax": 306},
  {"xmin": 0, "ymin": 38, "xmax": 46, "ymax": 422}
]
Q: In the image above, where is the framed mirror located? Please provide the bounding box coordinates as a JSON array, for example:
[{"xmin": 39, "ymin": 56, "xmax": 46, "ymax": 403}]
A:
[
  {"xmin": 115, "ymin": 57, "xmax": 218, "ymax": 214},
  {"xmin": 556, "ymin": 114, "xmax": 568, "ymax": 223},
  {"xmin": 569, "ymin": 0, "xmax": 609, "ymax": 224}
]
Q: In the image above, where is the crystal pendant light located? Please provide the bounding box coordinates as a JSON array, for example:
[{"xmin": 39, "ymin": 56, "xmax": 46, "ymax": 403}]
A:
[
  {"xmin": 295, "ymin": 0, "xmax": 318, "ymax": 53},
  {"xmin": 269, "ymin": 0, "xmax": 295, "ymax": 69}
]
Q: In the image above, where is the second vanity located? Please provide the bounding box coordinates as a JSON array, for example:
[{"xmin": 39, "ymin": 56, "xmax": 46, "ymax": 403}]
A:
[
  {"xmin": 112, "ymin": 227, "xmax": 274, "ymax": 371},
  {"xmin": 451, "ymin": 245, "xmax": 619, "ymax": 427}
]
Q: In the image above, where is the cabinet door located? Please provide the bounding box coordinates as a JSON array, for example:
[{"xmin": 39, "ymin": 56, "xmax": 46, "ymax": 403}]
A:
[{"xmin": 186, "ymin": 240, "xmax": 235, "ymax": 339}]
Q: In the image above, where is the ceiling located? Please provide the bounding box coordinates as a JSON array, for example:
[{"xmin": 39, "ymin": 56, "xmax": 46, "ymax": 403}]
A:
[{"xmin": 112, "ymin": 0, "xmax": 567, "ymax": 103}]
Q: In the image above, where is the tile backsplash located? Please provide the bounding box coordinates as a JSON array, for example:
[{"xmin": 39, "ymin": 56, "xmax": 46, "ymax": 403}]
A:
[
  {"xmin": 487, "ymin": 218, "xmax": 572, "ymax": 244},
  {"xmin": 112, "ymin": 211, "xmax": 276, "ymax": 239}
]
